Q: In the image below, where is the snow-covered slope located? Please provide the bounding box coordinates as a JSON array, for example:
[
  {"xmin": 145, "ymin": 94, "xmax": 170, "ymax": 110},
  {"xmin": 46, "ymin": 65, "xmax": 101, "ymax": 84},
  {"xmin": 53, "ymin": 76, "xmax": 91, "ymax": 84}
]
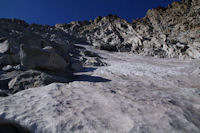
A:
[{"xmin": 0, "ymin": 45, "xmax": 200, "ymax": 133}]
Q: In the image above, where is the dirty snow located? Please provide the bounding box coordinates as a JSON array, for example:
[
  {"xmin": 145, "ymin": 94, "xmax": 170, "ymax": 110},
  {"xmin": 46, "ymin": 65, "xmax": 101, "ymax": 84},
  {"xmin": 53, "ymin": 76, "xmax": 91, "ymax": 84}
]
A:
[{"xmin": 0, "ymin": 44, "xmax": 200, "ymax": 133}]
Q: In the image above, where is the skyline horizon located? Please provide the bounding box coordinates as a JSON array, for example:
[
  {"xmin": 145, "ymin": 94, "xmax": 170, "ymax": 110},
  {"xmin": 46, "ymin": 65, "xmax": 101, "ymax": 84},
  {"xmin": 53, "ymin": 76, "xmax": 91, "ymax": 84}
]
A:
[{"xmin": 0, "ymin": 0, "xmax": 180, "ymax": 26}]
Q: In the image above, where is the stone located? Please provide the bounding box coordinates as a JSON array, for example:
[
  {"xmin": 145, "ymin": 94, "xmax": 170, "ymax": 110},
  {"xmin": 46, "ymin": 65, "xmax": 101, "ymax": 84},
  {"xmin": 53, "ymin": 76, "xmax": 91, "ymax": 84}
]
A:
[
  {"xmin": 0, "ymin": 89, "xmax": 8, "ymax": 97},
  {"xmin": 186, "ymin": 47, "xmax": 200, "ymax": 59},
  {"xmin": 132, "ymin": 0, "xmax": 200, "ymax": 58},
  {"xmin": 13, "ymin": 65, "xmax": 21, "ymax": 70},
  {"xmin": 0, "ymin": 77, "xmax": 12, "ymax": 90},
  {"xmin": 56, "ymin": 2, "xmax": 200, "ymax": 59},
  {"xmin": 0, "ymin": 38, "xmax": 19, "ymax": 54},
  {"xmin": 0, "ymin": 54, "xmax": 20, "ymax": 66},
  {"xmin": 54, "ymin": 2, "xmax": 200, "ymax": 59},
  {"xmin": 2, "ymin": 65, "xmax": 14, "ymax": 72},
  {"xmin": 42, "ymin": 46, "xmax": 55, "ymax": 52},
  {"xmin": 85, "ymin": 57, "xmax": 106, "ymax": 66},
  {"xmin": 20, "ymin": 44, "xmax": 68, "ymax": 71},
  {"xmin": 8, "ymin": 70, "xmax": 70, "ymax": 94},
  {"xmin": 51, "ymin": 43, "xmax": 70, "ymax": 63},
  {"xmin": 71, "ymin": 62, "xmax": 82, "ymax": 71},
  {"xmin": 58, "ymin": 15, "xmax": 143, "ymax": 52},
  {"xmin": 83, "ymin": 50, "xmax": 100, "ymax": 58},
  {"xmin": 193, "ymin": 42, "xmax": 200, "ymax": 48},
  {"xmin": 0, "ymin": 18, "xmax": 79, "ymax": 95},
  {"xmin": 0, "ymin": 37, "xmax": 9, "ymax": 54},
  {"xmin": 70, "ymin": 57, "xmax": 83, "ymax": 71}
]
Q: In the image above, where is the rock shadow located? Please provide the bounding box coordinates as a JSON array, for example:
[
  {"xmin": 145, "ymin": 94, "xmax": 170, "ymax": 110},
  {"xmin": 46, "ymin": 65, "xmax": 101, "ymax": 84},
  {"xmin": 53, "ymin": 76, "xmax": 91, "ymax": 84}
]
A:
[
  {"xmin": 0, "ymin": 118, "xmax": 32, "ymax": 133},
  {"xmin": 80, "ymin": 67, "xmax": 97, "ymax": 72},
  {"xmin": 74, "ymin": 74, "xmax": 111, "ymax": 83}
]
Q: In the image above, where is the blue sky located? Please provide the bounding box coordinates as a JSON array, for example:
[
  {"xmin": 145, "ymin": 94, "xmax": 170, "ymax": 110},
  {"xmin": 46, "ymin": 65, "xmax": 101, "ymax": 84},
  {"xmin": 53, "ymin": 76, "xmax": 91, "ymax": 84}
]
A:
[{"xmin": 0, "ymin": 0, "xmax": 180, "ymax": 25}]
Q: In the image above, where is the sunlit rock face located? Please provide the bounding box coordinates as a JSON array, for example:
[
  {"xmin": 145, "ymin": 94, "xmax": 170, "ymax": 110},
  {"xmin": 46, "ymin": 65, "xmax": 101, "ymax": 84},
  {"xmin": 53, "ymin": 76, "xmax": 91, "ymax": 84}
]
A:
[
  {"xmin": 56, "ymin": 0, "xmax": 200, "ymax": 59},
  {"xmin": 56, "ymin": 15, "xmax": 143, "ymax": 52},
  {"xmin": 133, "ymin": 0, "xmax": 200, "ymax": 59}
]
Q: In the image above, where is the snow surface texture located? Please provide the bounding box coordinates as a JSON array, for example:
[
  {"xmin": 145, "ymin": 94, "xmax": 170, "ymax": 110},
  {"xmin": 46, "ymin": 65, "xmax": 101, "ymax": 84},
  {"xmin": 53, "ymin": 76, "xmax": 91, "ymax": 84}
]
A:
[{"xmin": 0, "ymin": 44, "xmax": 200, "ymax": 133}]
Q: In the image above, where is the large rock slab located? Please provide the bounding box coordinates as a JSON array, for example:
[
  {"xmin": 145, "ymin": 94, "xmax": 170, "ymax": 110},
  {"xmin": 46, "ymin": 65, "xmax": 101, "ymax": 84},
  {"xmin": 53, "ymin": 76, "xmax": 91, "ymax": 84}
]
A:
[
  {"xmin": 8, "ymin": 70, "xmax": 70, "ymax": 94},
  {"xmin": 0, "ymin": 38, "xmax": 19, "ymax": 54},
  {"xmin": 0, "ymin": 18, "xmax": 82, "ymax": 96},
  {"xmin": 0, "ymin": 69, "xmax": 72, "ymax": 95},
  {"xmin": 0, "ymin": 54, "xmax": 20, "ymax": 66},
  {"xmin": 20, "ymin": 44, "xmax": 69, "ymax": 71}
]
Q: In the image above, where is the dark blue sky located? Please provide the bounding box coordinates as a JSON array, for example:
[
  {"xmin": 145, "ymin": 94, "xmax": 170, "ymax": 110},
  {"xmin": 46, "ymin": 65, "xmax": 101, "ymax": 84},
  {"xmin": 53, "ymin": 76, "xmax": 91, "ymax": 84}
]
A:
[{"xmin": 0, "ymin": 0, "xmax": 180, "ymax": 25}]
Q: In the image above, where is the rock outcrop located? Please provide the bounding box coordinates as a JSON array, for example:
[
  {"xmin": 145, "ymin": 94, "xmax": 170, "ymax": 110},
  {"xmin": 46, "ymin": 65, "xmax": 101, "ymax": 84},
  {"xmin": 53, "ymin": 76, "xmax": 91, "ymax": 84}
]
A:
[
  {"xmin": 20, "ymin": 44, "xmax": 68, "ymax": 71},
  {"xmin": 56, "ymin": 15, "xmax": 143, "ymax": 52},
  {"xmin": 0, "ymin": 19, "xmax": 75, "ymax": 95},
  {"xmin": 0, "ymin": 19, "xmax": 106, "ymax": 95},
  {"xmin": 133, "ymin": 0, "xmax": 200, "ymax": 58},
  {"xmin": 56, "ymin": 0, "xmax": 200, "ymax": 59}
]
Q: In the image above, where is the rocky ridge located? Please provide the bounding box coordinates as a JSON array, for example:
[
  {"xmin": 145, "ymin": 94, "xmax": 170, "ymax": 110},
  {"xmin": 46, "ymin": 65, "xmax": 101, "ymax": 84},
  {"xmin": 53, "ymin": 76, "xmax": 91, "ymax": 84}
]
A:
[
  {"xmin": 133, "ymin": 0, "xmax": 200, "ymax": 58},
  {"xmin": 56, "ymin": 15, "xmax": 143, "ymax": 52},
  {"xmin": 56, "ymin": 0, "xmax": 200, "ymax": 59}
]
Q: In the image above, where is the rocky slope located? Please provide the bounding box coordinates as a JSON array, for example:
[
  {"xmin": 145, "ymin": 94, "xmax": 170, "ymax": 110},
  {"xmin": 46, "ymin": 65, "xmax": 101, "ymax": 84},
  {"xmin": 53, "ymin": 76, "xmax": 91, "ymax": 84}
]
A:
[
  {"xmin": 133, "ymin": 0, "xmax": 200, "ymax": 58},
  {"xmin": 0, "ymin": 19, "xmax": 73, "ymax": 95},
  {"xmin": 56, "ymin": 0, "xmax": 200, "ymax": 59},
  {"xmin": 0, "ymin": 19, "xmax": 105, "ymax": 95},
  {"xmin": 56, "ymin": 15, "xmax": 143, "ymax": 52},
  {"xmin": 0, "ymin": 0, "xmax": 200, "ymax": 132}
]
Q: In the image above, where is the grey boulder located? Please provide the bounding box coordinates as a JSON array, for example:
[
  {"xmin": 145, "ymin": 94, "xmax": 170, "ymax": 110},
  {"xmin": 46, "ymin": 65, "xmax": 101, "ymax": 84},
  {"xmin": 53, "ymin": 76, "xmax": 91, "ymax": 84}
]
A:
[
  {"xmin": 20, "ymin": 44, "xmax": 69, "ymax": 71},
  {"xmin": 85, "ymin": 57, "xmax": 106, "ymax": 66},
  {"xmin": 8, "ymin": 70, "xmax": 70, "ymax": 94},
  {"xmin": 0, "ymin": 37, "xmax": 19, "ymax": 54},
  {"xmin": 2, "ymin": 65, "xmax": 15, "ymax": 72},
  {"xmin": 0, "ymin": 54, "xmax": 20, "ymax": 66}
]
